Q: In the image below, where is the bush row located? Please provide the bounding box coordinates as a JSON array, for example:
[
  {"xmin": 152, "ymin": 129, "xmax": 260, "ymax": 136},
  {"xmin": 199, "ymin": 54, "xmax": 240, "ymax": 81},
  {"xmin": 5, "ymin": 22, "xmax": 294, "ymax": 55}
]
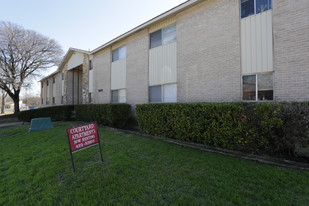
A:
[
  {"xmin": 136, "ymin": 102, "xmax": 309, "ymax": 156},
  {"xmin": 18, "ymin": 104, "xmax": 131, "ymax": 129},
  {"xmin": 18, "ymin": 105, "xmax": 74, "ymax": 122},
  {"xmin": 75, "ymin": 104, "xmax": 131, "ymax": 128}
]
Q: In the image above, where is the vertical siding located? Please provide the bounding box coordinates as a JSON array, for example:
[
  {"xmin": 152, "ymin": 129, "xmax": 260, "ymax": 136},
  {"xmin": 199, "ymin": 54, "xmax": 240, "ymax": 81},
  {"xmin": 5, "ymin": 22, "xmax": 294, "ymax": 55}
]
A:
[
  {"xmin": 241, "ymin": 10, "xmax": 273, "ymax": 74},
  {"xmin": 149, "ymin": 42, "xmax": 177, "ymax": 86},
  {"xmin": 89, "ymin": 70, "xmax": 94, "ymax": 93},
  {"xmin": 111, "ymin": 58, "xmax": 126, "ymax": 90}
]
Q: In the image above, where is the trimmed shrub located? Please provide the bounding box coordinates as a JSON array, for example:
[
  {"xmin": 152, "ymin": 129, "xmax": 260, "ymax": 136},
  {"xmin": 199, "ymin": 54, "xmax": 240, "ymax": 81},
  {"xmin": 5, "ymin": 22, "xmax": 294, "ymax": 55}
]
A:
[
  {"xmin": 18, "ymin": 105, "xmax": 74, "ymax": 122},
  {"xmin": 75, "ymin": 104, "xmax": 131, "ymax": 128},
  {"xmin": 18, "ymin": 104, "xmax": 131, "ymax": 129},
  {"xmin": 136, "ymin": 102, "xmax": 309, "ymax": 156}
]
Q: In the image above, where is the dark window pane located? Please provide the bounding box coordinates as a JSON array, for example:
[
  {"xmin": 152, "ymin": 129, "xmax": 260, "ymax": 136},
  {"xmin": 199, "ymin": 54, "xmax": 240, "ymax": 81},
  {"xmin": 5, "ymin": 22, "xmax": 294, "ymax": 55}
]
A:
[
  {"xmin": 150, "ymin": 30, "xmax": 162, "ymax": 49},
  {"xmin": 256, "ymin": 0, "xmax": 272, "ymax": 14},
  {"xmin": 241, "ymin": 0, "xmax": 255, "ymax": 18},
  {"xmin": 89, "ymin": 60, "xmax": 93, "ymax": 70},
  {"xmin": 112, "ymin": 90, "xmax": 119, "ymax": 103},
  {"xmin": 258, "ymin": 73, "xmax": 273, "ymax": 100},
  {"xmin": 243, "ymin": 75, "xmax": 256, "ymax": 100},
  {"xmin": 112, "ymin": 49, "xmax": 119, "ymax": 62},
  {"xmin": 149, "ymin": 86, "xmax": 162, "ymax": 102},
  {"xmin": 88, "ymin": 93, "xmax": 92, "ymax": 103}
]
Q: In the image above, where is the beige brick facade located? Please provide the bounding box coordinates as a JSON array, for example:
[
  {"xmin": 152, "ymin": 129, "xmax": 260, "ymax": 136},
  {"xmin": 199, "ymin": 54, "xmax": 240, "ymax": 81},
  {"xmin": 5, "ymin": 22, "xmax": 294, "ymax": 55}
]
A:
[
  {"xmin": 41, "ymin": 0, "xmax": 309, "ymax": 107},
  {"xmin": 273, "ymin": 0, "xmax": 309, "ymax": 101},
  {"xmin": 92, "ymin": 48, "xmax": 111, "ymax": 103},
  {"xmin": 126, "ymin": 29, "xmax": 149, "ymax": 107},
  {"xmin": 177, "ymin": 0, "xmax": 242, "ymax": 102}
]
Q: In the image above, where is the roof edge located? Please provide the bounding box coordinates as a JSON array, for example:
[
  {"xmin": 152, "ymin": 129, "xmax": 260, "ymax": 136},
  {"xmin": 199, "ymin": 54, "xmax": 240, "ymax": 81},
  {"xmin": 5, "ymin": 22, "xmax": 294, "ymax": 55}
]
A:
[{"xmin": 91, "ymin": 0, "xmax": 199, "ymax": 54}]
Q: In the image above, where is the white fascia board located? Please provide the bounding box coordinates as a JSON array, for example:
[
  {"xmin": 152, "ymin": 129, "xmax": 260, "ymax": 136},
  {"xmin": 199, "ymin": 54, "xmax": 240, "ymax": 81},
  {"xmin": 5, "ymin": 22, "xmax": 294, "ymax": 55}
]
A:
[{"xmin": 91, "ymin": 0, "xmax": 200, "ymax": 54}]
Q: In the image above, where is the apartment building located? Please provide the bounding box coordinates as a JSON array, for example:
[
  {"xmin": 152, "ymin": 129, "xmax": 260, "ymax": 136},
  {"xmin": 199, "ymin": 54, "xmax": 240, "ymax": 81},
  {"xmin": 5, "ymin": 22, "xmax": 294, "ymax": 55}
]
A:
[{"xmin": 40, "ymin": 0, "xmax": 309, "ymax": 108}]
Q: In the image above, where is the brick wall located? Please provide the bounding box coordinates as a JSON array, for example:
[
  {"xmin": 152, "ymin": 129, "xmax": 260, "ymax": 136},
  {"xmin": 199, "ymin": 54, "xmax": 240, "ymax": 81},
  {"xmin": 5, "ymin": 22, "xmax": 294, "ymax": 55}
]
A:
[
  {"xmin": 273, "ymin": 0, "xmax": 309, "ymax": 101},
  {"xmin": 177, "ymin": 0, "xmax": 242, "ymax": 102},
  {"xmin": 92, "ymin": 48, "xmax": 111, "ymax": 103},
  {"xmin": 126, "ymin": 29, "xmax": 149, "ymax": 108}
]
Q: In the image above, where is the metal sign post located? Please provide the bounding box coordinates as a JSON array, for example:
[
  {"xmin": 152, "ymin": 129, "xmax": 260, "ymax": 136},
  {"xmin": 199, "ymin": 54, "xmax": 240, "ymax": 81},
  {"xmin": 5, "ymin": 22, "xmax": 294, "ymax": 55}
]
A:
[{"xmin": 66, "ymin": 122, "xmax": 103, "ymax": 172}]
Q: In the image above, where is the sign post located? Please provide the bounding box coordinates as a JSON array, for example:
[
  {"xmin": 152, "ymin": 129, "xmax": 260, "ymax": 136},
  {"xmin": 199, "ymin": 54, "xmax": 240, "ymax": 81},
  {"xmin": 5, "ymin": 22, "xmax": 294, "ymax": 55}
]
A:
[{"xmin": 66, "ymin": 122, "xmax": 103, "ymax": 172}]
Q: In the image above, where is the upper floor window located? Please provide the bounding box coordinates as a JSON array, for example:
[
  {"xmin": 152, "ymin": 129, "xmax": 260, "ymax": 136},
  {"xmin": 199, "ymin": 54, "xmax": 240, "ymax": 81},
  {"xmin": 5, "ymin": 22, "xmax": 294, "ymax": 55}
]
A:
[
  {"xmin": 89, "ymin": 60, "xmax": 93, "ymax": 70},
  {"xmin": 112, "ymin": 46, "xmax": 126, "ymax": 62},
  {"xmin": 241, "ymin": 0, "xmax": 272, "ymax": 18},
  {"xmin": 46, "ymin": 80, "xmax": 49, "ymax": 86},
  {"xmin": 150, "ymin": 24, "xmax": 176, "ymax": 49},
  {"xmin": 62, "ymin": 73, "xmax": 64, "ymax": 80},
  {"xmin": 53, "ymin": 77, "xmax": 55, "ymax": 84},
  {"xmin": 41, "ymin": 82, "xmax": 44, "ymax": 88}
]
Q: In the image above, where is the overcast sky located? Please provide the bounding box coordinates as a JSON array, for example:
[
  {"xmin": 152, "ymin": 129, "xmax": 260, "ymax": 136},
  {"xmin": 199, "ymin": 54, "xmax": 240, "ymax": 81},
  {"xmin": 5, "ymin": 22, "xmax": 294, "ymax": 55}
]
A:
[{"xmin": 0, "ymin": 0, "xmax": 187, "ymax": 96}]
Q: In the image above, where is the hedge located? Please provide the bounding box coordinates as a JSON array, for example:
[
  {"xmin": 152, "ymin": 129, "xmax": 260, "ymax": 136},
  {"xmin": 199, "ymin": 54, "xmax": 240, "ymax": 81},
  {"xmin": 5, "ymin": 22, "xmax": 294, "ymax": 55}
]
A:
[
  {"xmin": 75, "ymin": 104, "xmax": 131, "ymax": 128},
  {"xmin": 18, "ymin": 105, "xmax": 74, "ymax": 122},
  {"xmin": 136, "ymin": 102, "xmax": 309, "ymax": 156},
  {"xmin": 18, "ymin": 104, "xmax": 131, "ymax": 129}
]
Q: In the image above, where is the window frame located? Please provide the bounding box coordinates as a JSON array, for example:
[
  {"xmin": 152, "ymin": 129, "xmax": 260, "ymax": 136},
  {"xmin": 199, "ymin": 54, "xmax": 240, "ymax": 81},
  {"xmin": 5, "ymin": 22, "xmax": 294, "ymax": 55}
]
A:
[
  {"xmin": 242, "ymin": 72, "xmax": 274, "ymax": 101},
  {"xmin": 89, "ymin": 60, "xmax": 93, "ymax": 70},
  {"xmin": 149, "ymin": 24, "xmax": 176, "ymax": 49},
  {"xmin": 149, "ymin": 83, "xmax": 177, "ymax": 103},
  {"xmin": 240, "ymin": 0, "xmax": 272, "ymax": 19},
  {"xmin": 88, "ymin": 92, "xmax": 92, "ymax": 103},
  {"xmin": 112, "ymin": 46, "xmax": 126, "ymax": 62},
  {"xmin": 111, "ymin": 89, "xmax": 126, "ymax": 103}
]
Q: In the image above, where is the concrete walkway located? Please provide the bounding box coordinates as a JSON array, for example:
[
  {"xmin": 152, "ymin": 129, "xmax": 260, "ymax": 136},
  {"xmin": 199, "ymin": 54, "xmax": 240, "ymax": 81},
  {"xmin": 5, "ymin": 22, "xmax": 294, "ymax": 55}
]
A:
[{"xmin": 0, "ymin": 122, "xmax": 24, "ymax": 128}]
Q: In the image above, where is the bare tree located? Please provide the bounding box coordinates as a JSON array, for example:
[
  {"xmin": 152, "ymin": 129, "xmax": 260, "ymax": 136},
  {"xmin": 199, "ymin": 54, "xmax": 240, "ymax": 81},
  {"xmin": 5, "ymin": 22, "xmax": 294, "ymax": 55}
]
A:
[
  {"xmin": 0, "ymin": 21, "xmax": 63, "ymax": 114},
  {"xmin": 22, "ymin": 95, "xmax": 41, "ymax": 107},
  {"xmin": 0, "ymin": 88, "xmax": 7, "ymax": 114}
]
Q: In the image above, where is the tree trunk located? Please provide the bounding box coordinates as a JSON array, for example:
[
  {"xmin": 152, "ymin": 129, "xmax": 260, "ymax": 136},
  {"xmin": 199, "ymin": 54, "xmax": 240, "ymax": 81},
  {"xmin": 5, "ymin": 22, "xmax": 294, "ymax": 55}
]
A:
[
  {"xmin": 1, "ymin": 95, "xmax": 5, "ymax": 114},
  {"xmin": 13, "ymin": 95, "xmax": 20, "ymax": 114}
]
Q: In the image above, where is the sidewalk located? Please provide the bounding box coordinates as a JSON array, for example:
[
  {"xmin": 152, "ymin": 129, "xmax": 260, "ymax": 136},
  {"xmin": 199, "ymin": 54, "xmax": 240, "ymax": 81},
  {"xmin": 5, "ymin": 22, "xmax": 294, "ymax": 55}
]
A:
[{"xmin": 0, "ymin": 122, "xmax": 24, "ymax": 128}]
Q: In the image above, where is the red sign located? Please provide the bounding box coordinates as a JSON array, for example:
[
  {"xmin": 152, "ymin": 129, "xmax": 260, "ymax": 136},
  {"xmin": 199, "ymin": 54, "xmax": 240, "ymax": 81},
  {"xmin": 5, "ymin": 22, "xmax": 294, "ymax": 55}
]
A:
[{"xmin": 67, "ymin": 123, "xmax": 99, "ymax": 152}]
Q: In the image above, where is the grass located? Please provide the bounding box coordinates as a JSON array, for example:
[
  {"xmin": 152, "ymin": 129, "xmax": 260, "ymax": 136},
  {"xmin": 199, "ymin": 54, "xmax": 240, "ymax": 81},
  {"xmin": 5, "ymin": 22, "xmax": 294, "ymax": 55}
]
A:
[{"xmin": 0, "ymin": 122, "xmax": 308, "ymax": 206}]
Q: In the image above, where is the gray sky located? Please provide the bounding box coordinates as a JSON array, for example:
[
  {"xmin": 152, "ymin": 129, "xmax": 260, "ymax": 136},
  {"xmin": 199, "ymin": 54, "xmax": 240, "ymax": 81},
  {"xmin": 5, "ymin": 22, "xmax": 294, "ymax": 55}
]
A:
[{"xmin": 0, "ymin": 0, "xmax": 187, "ymax": 96}]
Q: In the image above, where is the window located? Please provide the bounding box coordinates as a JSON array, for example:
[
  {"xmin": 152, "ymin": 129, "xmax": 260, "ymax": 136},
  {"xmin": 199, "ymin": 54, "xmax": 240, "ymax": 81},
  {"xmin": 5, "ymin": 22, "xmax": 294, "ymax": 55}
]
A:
[
  {"xmin": 89, "ymin": 60, "xmax": 93, "ymax": 70},
  {"xmin": 243, "ymin": 73, "xmax": 273, "ymax": 101},
  {"xmin": 150, "ymin": 24, "xmax": 176, "ymax": 49},
  {"xmin": 46, "ymin": 98, "xmax": 49, "ymax": 105},
  {"xmin": 46, "ymin": 80, "xmax": 49, "ymax": 86},
  {"xmin": 41, "ymin": 82, "xmax": 44, "ymax": 88},
  {"xmin": 52, "ymin": 97, "xmax": 55, "ymax": 104},
  {"xmin": 53, "ymin": 77, "xmax": 55, "ymax": 84},
  {"xmin": 149, "ymin": 84, "xmax": 177, "ymax": 103},
  {"xmin": 111, "ymin": 89, "xmax": 126, "ymax": 103},
  {"xmin": 61, "ymin": 96, "xmax": 64, "ymax": 104},
  {"xmin": 41, "ymin": 98, "xmax": 43, "ymax": 105},
  {"xmin": 88, "ymin": 93, "xmax": 92, "ymax": 103},
  {"xmin": 62, "ymin": 73, "xmax": 64, "ymax": 80},
  {"xmin": 112, "ymin": 46, "xmax": 126, "ymax": 62},
  {"xmin": 241, "ymin": 0, "xmax": 272, "ymax": 18}
]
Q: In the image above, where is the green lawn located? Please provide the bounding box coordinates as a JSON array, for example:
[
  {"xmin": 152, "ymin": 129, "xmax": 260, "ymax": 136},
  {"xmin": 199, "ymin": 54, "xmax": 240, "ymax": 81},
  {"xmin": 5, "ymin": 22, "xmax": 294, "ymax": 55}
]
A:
[{"xmin": 0, "ymin": 122, "xmax": 308, "ymax": 206}]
